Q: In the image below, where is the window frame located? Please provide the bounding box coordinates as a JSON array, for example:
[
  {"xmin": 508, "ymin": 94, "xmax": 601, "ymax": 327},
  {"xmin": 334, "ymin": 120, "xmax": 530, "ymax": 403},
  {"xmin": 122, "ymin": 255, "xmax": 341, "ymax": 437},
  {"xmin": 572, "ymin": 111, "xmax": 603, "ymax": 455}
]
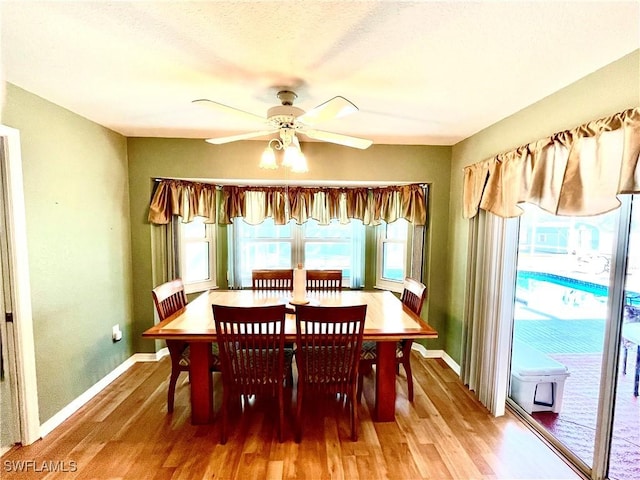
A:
[
  {"xmin": 300, "ymin": 219, "xmax": 360, "ymax": 283},
  {"xmin": 375, "ymin": 219, "xmax": 412, "ymax": 293},
  {"xmin": 231, "ymin": 218, "xmax": 363, "ymax": 288},
  {"xmin": 177, "ymin": 217, "xmax": 217, "ymax": 294}
]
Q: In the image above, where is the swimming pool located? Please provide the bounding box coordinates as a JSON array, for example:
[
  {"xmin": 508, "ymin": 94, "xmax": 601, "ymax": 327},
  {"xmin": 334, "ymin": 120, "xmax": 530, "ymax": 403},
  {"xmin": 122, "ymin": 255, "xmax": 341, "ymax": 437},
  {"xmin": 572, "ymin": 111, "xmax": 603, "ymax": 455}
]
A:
[{"xmin": 516, "ymin": 270, "xmax": 640, "ymax": 308}]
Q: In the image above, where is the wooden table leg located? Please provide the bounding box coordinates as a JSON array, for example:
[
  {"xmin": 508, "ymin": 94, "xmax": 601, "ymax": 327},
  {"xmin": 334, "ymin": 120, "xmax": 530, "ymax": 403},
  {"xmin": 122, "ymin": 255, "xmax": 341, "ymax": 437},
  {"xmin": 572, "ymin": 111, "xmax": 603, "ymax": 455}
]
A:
[
  {"xmin": 374, "ymin": 341, "xmax": 396, "ymax": 422},
  {"xmin": 189, "ymin": 342, "xmax": 214, "ymax": 424}
]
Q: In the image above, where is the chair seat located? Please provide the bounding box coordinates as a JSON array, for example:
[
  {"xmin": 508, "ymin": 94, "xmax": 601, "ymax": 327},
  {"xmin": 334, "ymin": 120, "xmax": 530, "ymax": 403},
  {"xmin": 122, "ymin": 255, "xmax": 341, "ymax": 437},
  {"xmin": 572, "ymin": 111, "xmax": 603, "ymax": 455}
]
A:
[
  {"xmin": 360, "ymin": 340, "xmax": 405, "ymax": 360},
  {"xmin": 178, "ymin": 343, "xmax": 221, "ymax": 368}
]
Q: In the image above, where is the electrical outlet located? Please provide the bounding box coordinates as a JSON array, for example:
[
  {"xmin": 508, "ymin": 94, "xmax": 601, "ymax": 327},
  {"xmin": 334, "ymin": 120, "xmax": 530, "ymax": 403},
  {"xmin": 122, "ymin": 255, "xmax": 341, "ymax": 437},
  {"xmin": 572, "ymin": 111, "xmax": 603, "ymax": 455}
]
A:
[{"xmin": 112, "ymin": 324, "xmax": 122, "ymax": 342}]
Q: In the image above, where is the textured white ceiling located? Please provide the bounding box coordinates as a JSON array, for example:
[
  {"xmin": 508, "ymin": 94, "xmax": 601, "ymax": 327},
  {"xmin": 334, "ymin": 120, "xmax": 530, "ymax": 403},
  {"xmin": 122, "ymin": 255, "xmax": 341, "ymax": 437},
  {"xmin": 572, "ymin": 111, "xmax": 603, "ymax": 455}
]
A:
[{"xmin": 1, "ymin": 1, "xmax": 639, "ymax": 146}]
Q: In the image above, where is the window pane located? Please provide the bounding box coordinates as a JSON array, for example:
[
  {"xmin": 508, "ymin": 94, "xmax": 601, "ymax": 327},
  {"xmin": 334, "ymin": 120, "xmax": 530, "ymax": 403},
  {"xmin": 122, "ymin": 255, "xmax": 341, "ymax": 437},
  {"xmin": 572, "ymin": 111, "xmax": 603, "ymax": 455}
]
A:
[
  {"xmin": 184, "ymin": 242, "xmax": 210, "ymax": 282},
  {"xmin": 382, "ymin": 242, "xmax": 404, "ymax": 280},
  {"xmin": 242, "ymin": 242, "xmax": 291, "ymax": 269},
  {"xmin": 235, "ymin": 218, "xmax": 293, "ymax": 287},
  {"xmin": 178, "ymin": 217, "xmax": 217, "ymax": 292},
  {"xmin": 182, "ymin": 217, "xmax": 206, "ymax": 238},
  {"xmin": 304, "ymin": 242, "xmax": 351, "ymax": 277},
  {"xmin": 386, "ymin": 219, "xmax": 408, "ymax": 240},
  {"xmin": 305, "ymin": 219, "xmax": 351, "ymax": 238},
  {"xmin": 239, "ymin": 218, "xmax": 291, "ymax": 238},
  {"xmin": 239, "ymin": 242, "xmax": 291, "ymax": 287}
]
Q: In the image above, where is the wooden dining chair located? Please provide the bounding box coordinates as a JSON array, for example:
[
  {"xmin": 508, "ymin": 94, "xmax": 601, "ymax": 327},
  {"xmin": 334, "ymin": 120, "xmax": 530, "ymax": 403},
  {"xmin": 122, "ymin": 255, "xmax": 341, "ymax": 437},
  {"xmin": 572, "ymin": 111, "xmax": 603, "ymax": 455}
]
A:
[
  {"xmin": 251, "ymin": 269, "xmax": 294, "ymax": 290},
  {"xmin": 152, "ymin": 278, "xmax": 220, "ymax": 413},
  {"xmin": 306, "ymin": 269, "xmax": 342, "ymax": 290},
  {"xmin": 357, "ymin": 277, "xmax": 427, "ymax": 403},
  {"xmin": 212, "ymin": 303, "xmax": 291, "ymax": 444},
  {"xmin": 294, "ymin": 304, "xmax": 367, "ymax": 442}
]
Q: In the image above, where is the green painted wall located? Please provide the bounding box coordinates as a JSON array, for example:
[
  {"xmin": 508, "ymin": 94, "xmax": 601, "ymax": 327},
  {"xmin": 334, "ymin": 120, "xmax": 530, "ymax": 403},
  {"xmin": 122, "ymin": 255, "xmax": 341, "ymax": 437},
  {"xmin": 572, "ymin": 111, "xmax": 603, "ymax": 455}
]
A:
[
  {"xmin": 3, "ymin": 84, "xmax": 133, "ymax": 423},
  {"xmin": 445, "ymin": 49, "xmax": 640, "ymax": 364},
  {"xmin": 127, "ymin": 139, "xmax": 452, "ymax": 353}
]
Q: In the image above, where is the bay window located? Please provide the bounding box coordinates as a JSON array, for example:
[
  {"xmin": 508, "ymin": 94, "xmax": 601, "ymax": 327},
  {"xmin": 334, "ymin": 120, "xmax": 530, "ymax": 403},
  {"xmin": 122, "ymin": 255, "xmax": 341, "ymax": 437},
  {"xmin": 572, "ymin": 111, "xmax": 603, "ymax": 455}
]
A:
[{"xmin": 150, "ymin": 180, "xmax": 428, "ymax": 293}]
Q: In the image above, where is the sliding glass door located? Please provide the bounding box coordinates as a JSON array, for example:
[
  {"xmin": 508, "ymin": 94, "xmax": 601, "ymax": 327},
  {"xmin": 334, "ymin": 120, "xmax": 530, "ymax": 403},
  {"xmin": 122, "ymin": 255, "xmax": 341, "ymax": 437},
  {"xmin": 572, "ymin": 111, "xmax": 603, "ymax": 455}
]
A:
[
  {"xmin": 509, "ymin": 197, "xmax": 639, "ymax": 479},
  {"xmin": 608, "ymin": 195, "xmax": 640, "ymax": 480}
]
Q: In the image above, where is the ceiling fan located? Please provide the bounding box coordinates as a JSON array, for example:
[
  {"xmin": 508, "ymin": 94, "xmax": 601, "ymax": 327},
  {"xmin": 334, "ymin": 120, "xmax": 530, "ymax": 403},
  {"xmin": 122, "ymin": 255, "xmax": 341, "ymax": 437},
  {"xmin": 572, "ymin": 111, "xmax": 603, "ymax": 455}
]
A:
[{"xmin": 192, "ymin": 90, "xmax": 373, "ymax": 150}]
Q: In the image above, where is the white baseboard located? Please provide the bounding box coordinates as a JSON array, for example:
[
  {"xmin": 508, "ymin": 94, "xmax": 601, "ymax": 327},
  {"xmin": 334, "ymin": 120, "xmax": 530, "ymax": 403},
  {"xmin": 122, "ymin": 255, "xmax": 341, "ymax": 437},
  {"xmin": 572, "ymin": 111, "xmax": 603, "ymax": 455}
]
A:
[
  {"xmin": 411, "ymin": 344, "xmax": 461, "ymax": 376},
  {"xmin": 441, "ymin": 350, "xmax": 461, "ymax": 376},
  {"xmin": 134, "ymin": 348, "xmax": 169, "ymax": 362},
  {"xmin": 39, "ymin": 350, "xmax": 168, "ymax": 438},
  {"xmin": 0, "ymin": 445, "xmax": 13, "ymax": 457}
]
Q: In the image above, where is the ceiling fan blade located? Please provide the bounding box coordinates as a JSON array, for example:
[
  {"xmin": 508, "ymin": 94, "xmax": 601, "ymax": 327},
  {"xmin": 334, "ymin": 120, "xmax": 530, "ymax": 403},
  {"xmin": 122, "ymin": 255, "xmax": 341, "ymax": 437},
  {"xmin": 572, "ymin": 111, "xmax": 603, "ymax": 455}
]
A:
[
  {"xmin": 205, "ymin": 130, "xmax": 278, "ymax": 145},
  {"xmin": 192, "ymin": 99, "xmax": 266, "ymax": 124},
  {"xmin": 297, "ymin": 96, "xmax": 358, "ymax": 125},
  {"xmin": 303, "ymin": 129, "xmax": 373, "ymax": 149}
]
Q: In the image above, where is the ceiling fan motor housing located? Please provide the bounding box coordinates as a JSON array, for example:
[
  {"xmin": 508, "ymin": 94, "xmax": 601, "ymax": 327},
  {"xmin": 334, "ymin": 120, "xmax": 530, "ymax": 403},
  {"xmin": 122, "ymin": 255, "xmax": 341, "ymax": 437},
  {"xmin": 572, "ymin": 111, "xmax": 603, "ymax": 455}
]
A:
[
  {"xmin": 276, "ymin": 90, "xmax": 297, "ymax": 105},
  {"xmin": 267, "ymin": 105, "xmax": 305, "ymax": 129}
]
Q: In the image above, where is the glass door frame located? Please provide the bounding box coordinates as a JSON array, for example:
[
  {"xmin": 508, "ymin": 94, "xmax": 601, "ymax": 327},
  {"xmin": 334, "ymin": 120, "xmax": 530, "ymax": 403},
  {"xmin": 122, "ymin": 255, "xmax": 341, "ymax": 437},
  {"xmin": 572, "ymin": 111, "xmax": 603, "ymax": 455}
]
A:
[
  {"xmin": 593, "ymin": 196, "xmax": 633, "ymax": 480},
  {"xmin": 506, "ymin": 195, "xmax": 636, "ymax": 480}
]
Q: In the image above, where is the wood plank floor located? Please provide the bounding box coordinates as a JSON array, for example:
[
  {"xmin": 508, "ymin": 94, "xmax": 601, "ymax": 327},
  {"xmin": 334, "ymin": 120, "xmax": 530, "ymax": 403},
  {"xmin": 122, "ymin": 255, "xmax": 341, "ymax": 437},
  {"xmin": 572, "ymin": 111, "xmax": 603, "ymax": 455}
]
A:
[{"xmin": 1, "ymin": 355, "xmax": 583, "ymax": 479}]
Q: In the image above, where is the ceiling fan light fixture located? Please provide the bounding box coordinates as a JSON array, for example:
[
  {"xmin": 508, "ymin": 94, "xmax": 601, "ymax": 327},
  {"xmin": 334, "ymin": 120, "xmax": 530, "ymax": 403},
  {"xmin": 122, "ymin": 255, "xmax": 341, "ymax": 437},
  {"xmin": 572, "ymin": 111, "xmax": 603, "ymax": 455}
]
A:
[
  {"xmin": 290, "ymin": 150, "xmax": 308, "ymax": 173},
  {"xmin": 259, "ymin": 145, "xmax": 278, "ymax": 169},
  {"xmin": 288, "ymin": 134, "xmax": 308, "ymax": 172},
  {"xmin": 258, "ymin": 136, "xmax": 306, "ymax": 172},
  {"xmin": 282, "ymin": 143, "xmax": 299, "ymax": 168}
]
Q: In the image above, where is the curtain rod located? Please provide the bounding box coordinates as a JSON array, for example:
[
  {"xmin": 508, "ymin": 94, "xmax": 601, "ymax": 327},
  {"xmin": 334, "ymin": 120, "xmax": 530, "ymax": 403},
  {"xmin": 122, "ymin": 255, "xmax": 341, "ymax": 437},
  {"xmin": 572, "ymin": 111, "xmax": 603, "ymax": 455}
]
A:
[{"xmin": 153, "ymin": 177, "xmax": 428, "ymax": 189}]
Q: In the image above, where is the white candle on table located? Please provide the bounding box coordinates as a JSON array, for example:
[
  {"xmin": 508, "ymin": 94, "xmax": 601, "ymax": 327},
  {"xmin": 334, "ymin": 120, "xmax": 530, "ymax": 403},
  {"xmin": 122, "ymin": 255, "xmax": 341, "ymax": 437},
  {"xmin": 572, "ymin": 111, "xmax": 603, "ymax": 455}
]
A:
[{"xmin": 292, "ymin": 263, "xmax": 307, "ymax": 303}]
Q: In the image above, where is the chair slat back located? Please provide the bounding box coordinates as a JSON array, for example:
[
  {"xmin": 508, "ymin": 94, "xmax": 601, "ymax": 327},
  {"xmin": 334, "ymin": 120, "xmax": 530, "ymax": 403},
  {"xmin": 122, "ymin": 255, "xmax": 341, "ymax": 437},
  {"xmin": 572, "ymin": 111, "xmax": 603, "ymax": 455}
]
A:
[
  {"xmin": 306, "ymin": 269, "xmax": 342, "ymax": 290},
  {"xmin": 152, "ymin": 278, "xmax": 188, "ymax": 321},
  {"xmin": 212, "ymin": 304, "xmax": 287, "ymax": 397},
  {"xmin": 400, "ymin": 277, "xmax": 427, "ymax": 316},
  {"xmin": 251, "ymin": 269, "xmax": 294, "ymax": 290},
  {"xmin": 295, "ymin": 305, "xmax": 366, "ymax": 396}
]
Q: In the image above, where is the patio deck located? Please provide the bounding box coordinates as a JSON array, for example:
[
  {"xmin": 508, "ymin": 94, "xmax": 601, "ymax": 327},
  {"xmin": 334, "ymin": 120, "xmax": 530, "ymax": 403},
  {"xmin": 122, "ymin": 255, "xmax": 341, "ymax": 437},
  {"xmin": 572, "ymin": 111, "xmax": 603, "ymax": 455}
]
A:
[{"xmin": 513, "ymin": 307, "xmax": 639, "ymax": 480}]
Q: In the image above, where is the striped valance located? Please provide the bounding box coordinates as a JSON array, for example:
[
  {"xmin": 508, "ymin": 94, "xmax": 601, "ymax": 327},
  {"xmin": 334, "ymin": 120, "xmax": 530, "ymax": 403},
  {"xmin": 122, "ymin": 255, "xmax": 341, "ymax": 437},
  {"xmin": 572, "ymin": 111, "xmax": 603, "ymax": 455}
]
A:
[{"xmin": 148, "ymin": 181, "xmax": 427, "ymax": 226}]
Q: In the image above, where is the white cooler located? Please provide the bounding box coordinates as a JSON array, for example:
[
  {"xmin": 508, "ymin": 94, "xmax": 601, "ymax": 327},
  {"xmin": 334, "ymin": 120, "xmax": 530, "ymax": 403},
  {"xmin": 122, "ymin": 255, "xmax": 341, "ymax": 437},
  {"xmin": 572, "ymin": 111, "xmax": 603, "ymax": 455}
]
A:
[{"xmin": 510, "ymin": 341, "xmax": 570, "ymax": 414}]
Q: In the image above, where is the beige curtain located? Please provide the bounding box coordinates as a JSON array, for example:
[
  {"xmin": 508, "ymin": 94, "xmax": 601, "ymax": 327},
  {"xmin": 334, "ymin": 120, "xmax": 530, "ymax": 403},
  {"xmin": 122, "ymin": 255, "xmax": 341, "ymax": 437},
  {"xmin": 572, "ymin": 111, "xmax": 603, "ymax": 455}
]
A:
[
  {"xmin": 149, "ymin": 181, "xmax": 427, "ymax": 226},
  {"xmin": 150, "ymin": 220, "xmax": 178, "ymax": 288},
  {"xmin": 463, "ymin": 107, "xmax": 640, "ymax": 219},
  {"xmin": 461, "ymin": 211, "xmax": 519, "ymax": 416},
  {"xmin": 148, "ymin": 179, "xmax": 217, "ymax": 224}
]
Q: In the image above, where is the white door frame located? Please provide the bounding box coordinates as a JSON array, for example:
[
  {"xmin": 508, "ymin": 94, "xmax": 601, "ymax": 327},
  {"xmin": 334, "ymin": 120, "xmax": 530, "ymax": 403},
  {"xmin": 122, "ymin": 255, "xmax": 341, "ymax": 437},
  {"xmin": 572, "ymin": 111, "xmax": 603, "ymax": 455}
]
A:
[{"xmin": 0, "ymin": 125, "xmax": 40, "ymax": 445}]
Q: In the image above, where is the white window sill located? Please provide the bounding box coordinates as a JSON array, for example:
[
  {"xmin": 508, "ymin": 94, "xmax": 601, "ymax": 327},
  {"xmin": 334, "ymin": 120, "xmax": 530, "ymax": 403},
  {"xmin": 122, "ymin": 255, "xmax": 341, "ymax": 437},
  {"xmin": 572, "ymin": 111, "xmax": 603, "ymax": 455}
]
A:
[{"xmin": 374, "ymin": 281, "xmax": 403, "ymax": 294}]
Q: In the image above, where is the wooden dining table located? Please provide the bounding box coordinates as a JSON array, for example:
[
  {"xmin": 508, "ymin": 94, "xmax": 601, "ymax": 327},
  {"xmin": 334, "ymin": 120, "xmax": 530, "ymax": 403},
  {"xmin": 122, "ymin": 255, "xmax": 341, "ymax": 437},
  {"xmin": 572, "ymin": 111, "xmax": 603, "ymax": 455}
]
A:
[{"xmin": 142, "ymin": 288, "xmax": 438, "ymax": 424}]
